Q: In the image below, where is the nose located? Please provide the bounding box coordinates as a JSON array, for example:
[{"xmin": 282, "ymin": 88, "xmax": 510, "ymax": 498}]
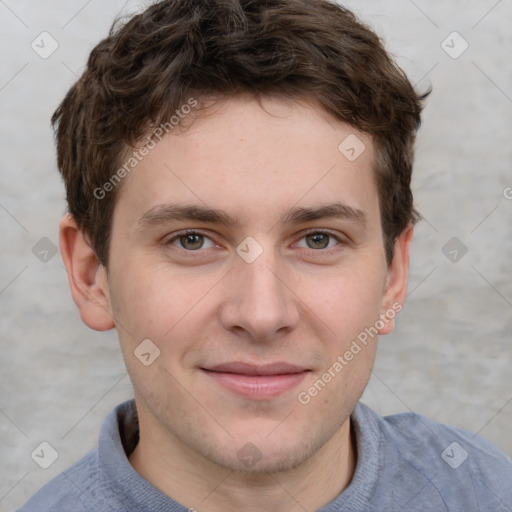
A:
[{"xmin": 218, "ymin": 249, "xmax": 301, "ymax": 343}]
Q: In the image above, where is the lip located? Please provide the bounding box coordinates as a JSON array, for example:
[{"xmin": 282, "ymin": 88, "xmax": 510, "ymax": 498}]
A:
[{"xmin": 201, "ymin": 362, "xmax": 310, "ymax": 399}]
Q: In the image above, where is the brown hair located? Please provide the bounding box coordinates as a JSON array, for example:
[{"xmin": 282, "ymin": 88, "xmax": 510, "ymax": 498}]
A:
[{"xmin": 52, "ymin": 0, "xmax": 428, "ymax": 267}]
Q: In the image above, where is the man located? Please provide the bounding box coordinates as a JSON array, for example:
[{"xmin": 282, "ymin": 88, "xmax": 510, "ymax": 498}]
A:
[{"xmin": 17, "ymin": 0, "xmax": 512, "ymax": 510}]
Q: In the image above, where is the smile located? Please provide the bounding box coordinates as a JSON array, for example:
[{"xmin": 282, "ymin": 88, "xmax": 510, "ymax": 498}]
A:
[{"xmin": 200, "ymin": 362, "xmax": 310, "ymax": 399}]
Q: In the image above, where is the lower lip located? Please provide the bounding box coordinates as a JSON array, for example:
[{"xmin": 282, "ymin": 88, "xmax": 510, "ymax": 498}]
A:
[{"xmin": 202, "ymin": 370, "xmax": 309, "ymax": 399}]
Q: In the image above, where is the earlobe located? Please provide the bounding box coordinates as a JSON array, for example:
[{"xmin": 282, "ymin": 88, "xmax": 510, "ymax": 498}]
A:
[
  {"xmin": 59, "ymin": 214, "xmax": 115, "ymax": 332},
  {"xmin": 378, "ymin": 224, "xmax": 414, "ymax": 335}
]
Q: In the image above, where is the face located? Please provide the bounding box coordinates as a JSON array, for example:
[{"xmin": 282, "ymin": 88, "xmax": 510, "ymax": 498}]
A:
[{"xmin": 102, "ymin": 96, "xmax": 405, "ymax": 473}]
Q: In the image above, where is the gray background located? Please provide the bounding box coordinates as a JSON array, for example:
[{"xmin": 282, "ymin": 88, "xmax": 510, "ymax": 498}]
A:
[{"xmin": 1, "ymin": 0, "xmax": 511, "ymax": 510}]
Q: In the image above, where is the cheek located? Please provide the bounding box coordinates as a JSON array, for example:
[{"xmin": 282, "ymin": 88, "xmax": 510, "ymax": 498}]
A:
[
  {"xmin": 307, "ymin": 265, "xmax": 386, "ymax": 340},
  {"xmin": 307, "ymin": 276, "xmax": 381, "ymax": 409},
  {"xmin": 109, "ymin": 262, "xmax": 218, "ymax": 349}
]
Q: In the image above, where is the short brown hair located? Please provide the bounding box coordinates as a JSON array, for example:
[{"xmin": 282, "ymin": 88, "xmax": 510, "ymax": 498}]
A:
[{"xmin": 52, "ymin": 0, "xmax": 428, "ymax": 267}]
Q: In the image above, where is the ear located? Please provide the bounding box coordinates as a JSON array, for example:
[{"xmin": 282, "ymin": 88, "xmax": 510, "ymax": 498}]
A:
[
  {"xmin": 59, "ymin": 214, "xmax": 115, "ymax": 331},
  {"xmin": 378, "ymin": 224, "xmax": 413, "ymax": 335}
]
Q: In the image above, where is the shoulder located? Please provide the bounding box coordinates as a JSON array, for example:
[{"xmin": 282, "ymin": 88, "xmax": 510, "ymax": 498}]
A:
[
  {"xmin": 380, "ymin": 406, "xmax": 511, "ymax": 471},
  {"xmin": 15, "ymin": 450, "xmax": 100, "ymax": 512},
  {"xmin": 15, "ymin": 400, "xmax": 140, "ymax": 512},
  {"xmin": 356, "ymin": 403, "xmax": 512, "ymax": 510}
]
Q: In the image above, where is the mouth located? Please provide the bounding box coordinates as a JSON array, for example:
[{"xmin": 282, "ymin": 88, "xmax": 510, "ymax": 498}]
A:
[{"xmin": 200, "ymin": 362, "xmax": 310, "ymax": 399}]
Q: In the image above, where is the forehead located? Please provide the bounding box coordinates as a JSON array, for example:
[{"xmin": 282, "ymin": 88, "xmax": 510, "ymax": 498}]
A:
[{"xmin": 113, "ymin": 95, "xmax": 379, "ymax": 229}]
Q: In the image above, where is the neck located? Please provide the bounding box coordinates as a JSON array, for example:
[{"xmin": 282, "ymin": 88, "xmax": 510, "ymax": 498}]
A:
[{"xmin": 129, "ymin": 407, "xmax": 356, "ymax": 512}]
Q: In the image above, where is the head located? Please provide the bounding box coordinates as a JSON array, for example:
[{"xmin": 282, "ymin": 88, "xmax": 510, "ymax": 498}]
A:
[{"xmin": 56, "ymin": 0, "xmax": 427, "ymax": 475}]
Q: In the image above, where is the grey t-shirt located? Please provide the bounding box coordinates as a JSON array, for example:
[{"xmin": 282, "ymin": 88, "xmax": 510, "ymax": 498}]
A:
[{"xmin": 16, "ymin": 399, "xmax": 512, "ymax": 511}]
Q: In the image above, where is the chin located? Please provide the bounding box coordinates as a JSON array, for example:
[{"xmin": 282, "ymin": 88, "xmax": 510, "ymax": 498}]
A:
[
  {"xmin": 212, "ymin": 442, "xmax": 316, "ymax": 475},
  {"xmin": 204, "ymin": 427, "xmax": 327, "ymax": 475}
]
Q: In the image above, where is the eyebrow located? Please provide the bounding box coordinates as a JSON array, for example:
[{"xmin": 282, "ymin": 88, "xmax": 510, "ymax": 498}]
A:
[{"xmin": 136, "ymin": 202, "xmax": 367, "ymax": 231}]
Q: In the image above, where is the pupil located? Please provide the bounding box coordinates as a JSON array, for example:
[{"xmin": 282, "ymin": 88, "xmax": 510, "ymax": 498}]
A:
[
  {"xmin": 308, "ymin": 233, "xmax": 329, "ymax": 249},
  {"xmin": 182, "ymin": 234, "xmax": 203, "ymax": 250}
]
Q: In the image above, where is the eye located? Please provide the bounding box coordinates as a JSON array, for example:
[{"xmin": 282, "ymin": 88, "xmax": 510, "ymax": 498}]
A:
[
  {"xmin": 167, "ymin": 230, "xmax": 216, "ymax": 251},
  {"xmin": 296, "ymin": 231, "xmax": 342, "ymax": 250}
]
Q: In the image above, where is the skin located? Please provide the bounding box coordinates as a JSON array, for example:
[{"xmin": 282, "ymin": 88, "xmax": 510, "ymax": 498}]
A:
[{"xmin": 60, "ymin": 95, "xmax": 412, "ymax": 512}]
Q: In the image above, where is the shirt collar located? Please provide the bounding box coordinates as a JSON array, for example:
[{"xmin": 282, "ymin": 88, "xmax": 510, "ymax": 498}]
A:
[{"xmin": 98, "ymin": 399, "xmax": 381, "ymax": 511}]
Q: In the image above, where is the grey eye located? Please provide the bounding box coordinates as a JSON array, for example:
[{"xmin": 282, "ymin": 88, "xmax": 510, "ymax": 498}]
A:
[
  {"xmin": 306, "ymin": 233, "xmax": 330, "ymax": 249},
  {"xmin": 179, "ymin": 233, "xmax": 205, "ymax": 250}
]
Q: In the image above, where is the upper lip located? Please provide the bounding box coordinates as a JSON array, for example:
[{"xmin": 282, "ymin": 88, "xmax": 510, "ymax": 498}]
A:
[{"xmin": 203, "ymin": 362, "xmax": 309, "ymax": 376}]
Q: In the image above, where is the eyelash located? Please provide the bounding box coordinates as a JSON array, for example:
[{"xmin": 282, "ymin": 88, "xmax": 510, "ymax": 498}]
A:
[{"xmin": 165, "ymin": 229, "xmax": 345, "ymax": 253}]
